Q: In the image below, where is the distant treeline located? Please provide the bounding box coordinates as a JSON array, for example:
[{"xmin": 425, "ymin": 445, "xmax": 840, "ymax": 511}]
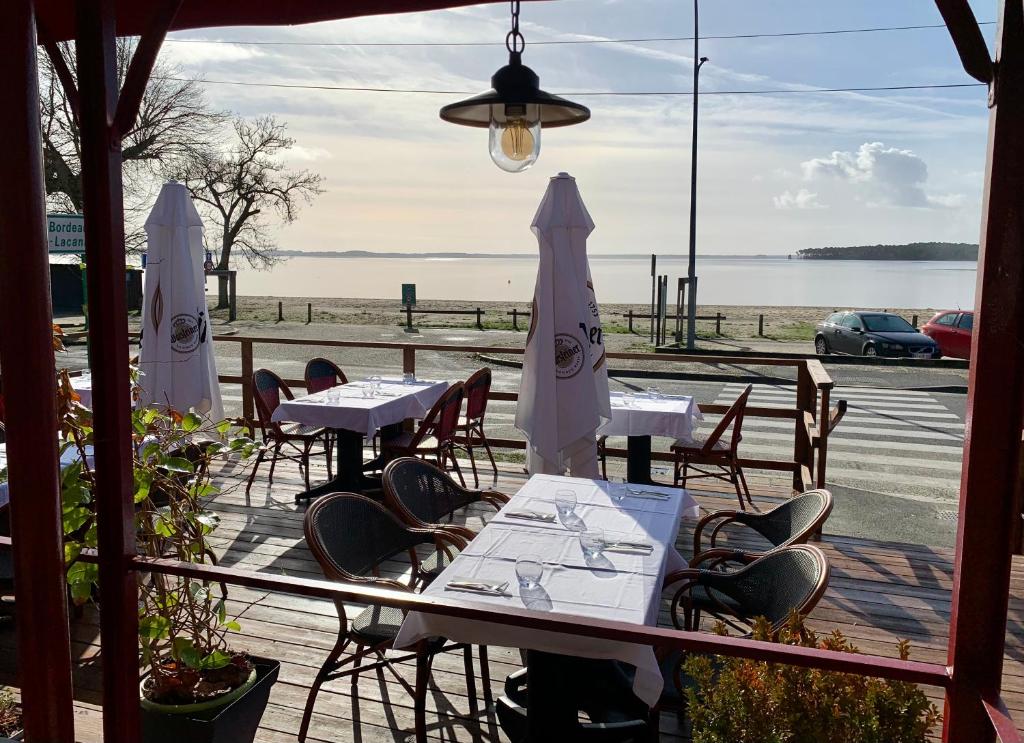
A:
[{"xmin": 796, "ymin": 242, "xmax": 979, "ymax": 261}]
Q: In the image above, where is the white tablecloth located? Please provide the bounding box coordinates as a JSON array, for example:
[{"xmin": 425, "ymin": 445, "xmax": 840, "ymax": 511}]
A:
[
  {"xmin": 271, "ymin": 379, "xmax": 449, "ymax": 436},
  {"xmin": 393, "ymin": 474, "xmax": 700, "ymax": 706},
  {"xmin": 0, "ymin": 442, "xmax": 94, "ymax": 509},
  {"xmin": 71, "ymin": 373, "xmax": 93, "ymax": 408},
  {"xmin": 599, "ymin": 391, "xmax": 703, "ymax": 442}
]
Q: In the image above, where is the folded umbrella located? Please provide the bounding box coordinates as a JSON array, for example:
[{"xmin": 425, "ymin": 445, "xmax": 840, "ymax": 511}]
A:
[
  {"xmin": 515, "ymin": 173, "xmax": 611, "ymax": 477},
  {"xmin": 138, "ymin": 181, "xmax": 224, "ymax": 422}
]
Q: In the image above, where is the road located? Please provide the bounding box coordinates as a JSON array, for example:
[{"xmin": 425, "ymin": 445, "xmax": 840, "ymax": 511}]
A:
[{"xmin": 63, "ymin": 320, "xmax": 967, "ymax": 548}]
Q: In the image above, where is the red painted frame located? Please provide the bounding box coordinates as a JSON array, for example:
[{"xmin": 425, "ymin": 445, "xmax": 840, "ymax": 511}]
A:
[{"xmin": 0, "ymin": 1, "xmax": 1019, "ymax": 742}]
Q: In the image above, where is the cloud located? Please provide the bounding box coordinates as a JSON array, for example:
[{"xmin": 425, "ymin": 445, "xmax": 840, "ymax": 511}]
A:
[
  {"xmin": 799, "ymin": 141, "xmax": 962, "ymax": 208},
  {"xmin": 773, "ymin": 188, "xmax": 823, "ymax": 210}
]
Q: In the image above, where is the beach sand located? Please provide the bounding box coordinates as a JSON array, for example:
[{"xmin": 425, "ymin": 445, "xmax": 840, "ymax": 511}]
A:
[{"xmin": 209, "ymin": 296, "xmax": 940, "ymax": 343}]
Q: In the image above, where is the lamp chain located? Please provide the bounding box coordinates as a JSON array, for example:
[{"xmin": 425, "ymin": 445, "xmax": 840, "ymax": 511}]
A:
[{"xmin": 506, "ymin": 0, "xmax": 525, "ymax": 54}]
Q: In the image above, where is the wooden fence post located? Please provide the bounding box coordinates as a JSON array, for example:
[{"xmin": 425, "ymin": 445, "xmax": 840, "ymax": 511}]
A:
[
  {"xmin": 476, "ymin": 307, "xmax": 483, "ymax": 330},
  {"xmin": 405, "ymin": 304, "xmax": 413, "ymax": 331},
  {"xmin": 307, "ymin": 302, "xmax": 312, "ymax": 324},
  {"xmin": 758, "ymin": 314, "xmax": 764, "ymax": 336},
  {"xmin": 912, "ymin": 314, "xmax": 919, "ymax": 328},
  {"xmin": 277, "ymin": 301, "xmax": 283, "ymax": 322},
  {"xmin": 228, "ymin": 271, "xmax": 237, "ymax": 322},
  {"xmin": 715, "ymin": 312, "xmax": 722, "ymax": 335},
  {"xmin": 793, "ymin": 363, "xmax": 815, "ymax": 492},
  {"xmin": 627, "ymin": 309, "xmax": 634, "ymax": 333},
  {"xmin": 403, "ymin": 347, "xmax": 416, "ymax": 377},
  {"xmin": 511, "ymin": 308, "xmax": 518, "ymax": 331},
  {"xmin": 241, "ymin": 339, "xmax": 254, "ymax": 435}
]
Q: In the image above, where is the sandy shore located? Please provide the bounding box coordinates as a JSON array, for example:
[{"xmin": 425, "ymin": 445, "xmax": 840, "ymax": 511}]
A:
[{"xmin": 208, "ymin": 296, "xmax": 940, "ymax": 342}]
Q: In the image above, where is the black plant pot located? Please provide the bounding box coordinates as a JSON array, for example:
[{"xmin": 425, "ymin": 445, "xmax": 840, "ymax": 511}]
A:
[{"xmin": 140, "ymin": 656, "xmax": 279, "ymax": 743}]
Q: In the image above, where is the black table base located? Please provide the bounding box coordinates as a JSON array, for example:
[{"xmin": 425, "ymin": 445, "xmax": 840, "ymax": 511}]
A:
[
  {"xmin": 625, "ymin": 434, "xmax": 654, "ymax": 485},
  {"xmin": 294, "ymin": 423, "xmax": 403, "ymax": 503}
]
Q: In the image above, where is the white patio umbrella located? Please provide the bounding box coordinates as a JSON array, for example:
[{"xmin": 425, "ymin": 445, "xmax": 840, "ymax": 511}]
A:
[
  {"xmin": 515, "ymin": 172, "xmax": 611, "ymax": 477},
  {"xmin": 138, "ymin": 181, "xmax": 224, "ymax": 422}
]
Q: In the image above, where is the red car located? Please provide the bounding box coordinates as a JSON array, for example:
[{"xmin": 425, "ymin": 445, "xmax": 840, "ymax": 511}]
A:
[{"xmin": 921, "ymin": 310, "xmax": 974, "ymax": 359}]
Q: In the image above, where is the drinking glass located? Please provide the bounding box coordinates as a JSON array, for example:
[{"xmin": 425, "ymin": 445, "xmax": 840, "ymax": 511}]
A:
[
  {"xmin": 646, "ymin": 386, "xmax": 662, "ymax": 400},
  {"xmin": 403, "ymin": 372, "xmax": 415, "ymax": 385},
  {"xmin": 361, "ymin": 384, "xmax": 374, "ymax": 399},
  {"xmin": 515, "ymin": 555, "xmax": 543, "ymax": 589},
  {"xmin": 554, "ymin": 489, "xmax": 577, "ymax": 520},
  {"xmin": 579, "ymin": 529, "xmax": 605, "ymax": 559}
]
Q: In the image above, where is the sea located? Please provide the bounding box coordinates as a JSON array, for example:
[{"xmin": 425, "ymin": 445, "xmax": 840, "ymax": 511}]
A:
[{"xmin": 230, "ymin": 254, "xmax": 977, "ymax": 309}]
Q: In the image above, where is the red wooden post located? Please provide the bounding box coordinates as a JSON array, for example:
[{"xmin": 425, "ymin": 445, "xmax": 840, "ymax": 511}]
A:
[
  {"xmin": 75, "ymin": 1, "xmax": 150, "ymax": 740},
  {"xmin": 941, "ymin": 1, "xmax": 1024, "ymax": 740},
  {"xmin": 0, "ymin": 3, "xmax": 76, "ymax": 740}
]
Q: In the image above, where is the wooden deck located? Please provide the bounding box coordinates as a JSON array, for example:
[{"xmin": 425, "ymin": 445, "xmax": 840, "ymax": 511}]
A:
[{"xmin": 2, "ymin": 455, "xmax": 1022, "ymax": 741}]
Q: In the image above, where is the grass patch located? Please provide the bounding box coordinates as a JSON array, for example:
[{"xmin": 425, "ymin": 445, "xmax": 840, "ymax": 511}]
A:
[{"xmin": 764, "ymin": 321, "xmax": 816, "ymax": 342}]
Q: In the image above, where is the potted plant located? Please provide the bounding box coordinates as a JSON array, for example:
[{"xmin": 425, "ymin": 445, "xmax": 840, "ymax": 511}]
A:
[
  {"xmin": 45, "ymin": 326, "xmax": 275, "ymax": 743},
  {"xmin": 0, "ymin": 688, "xmax": 22, "ymax": 741},
  {"xmin": 683, "ymin": 613, "xmax": 941, "ymax": 743}
]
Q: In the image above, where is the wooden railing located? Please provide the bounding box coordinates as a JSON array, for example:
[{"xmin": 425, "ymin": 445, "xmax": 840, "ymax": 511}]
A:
[{"xmin": 208, "ymin": 334, "xmax": 846, "ymax": 494}]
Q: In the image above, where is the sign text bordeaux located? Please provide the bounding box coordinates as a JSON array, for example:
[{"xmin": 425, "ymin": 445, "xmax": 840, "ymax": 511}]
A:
[{"xmin": 47, "ymin": 213, "xmax": 85, "ymax": 253}]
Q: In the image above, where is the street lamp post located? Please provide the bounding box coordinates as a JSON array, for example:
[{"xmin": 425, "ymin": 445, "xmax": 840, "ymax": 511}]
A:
[{"xmin": 686, "ymin": 0, "xmax": 708, "ymax": 351}]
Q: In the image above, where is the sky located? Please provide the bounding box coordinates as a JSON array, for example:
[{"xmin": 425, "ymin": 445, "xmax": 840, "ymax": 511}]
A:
[{"xmin": 159, "ymin": 0, "xmax": 996, "ymax": 257}]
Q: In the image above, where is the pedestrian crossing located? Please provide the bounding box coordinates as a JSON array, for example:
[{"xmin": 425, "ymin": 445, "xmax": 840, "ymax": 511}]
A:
[
  {"xmin": 221, "ymin": 374, "xmax": 965, "ymax": 506},
  {"xmin": 710, "ymin": 383, "xmax": 963, "ymax": 503}
]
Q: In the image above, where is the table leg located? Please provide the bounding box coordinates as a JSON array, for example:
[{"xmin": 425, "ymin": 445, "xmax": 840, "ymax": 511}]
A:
[
  {"xmin": 294, "ymin": 428, "xmax": 374, "ymax": 503},
  {"xmin": 625, "ymin": 435, "xmax": 653, "ymax": 485}
]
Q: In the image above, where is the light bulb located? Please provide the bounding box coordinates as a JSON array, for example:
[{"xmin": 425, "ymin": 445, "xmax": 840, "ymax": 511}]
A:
[{"xmin": 489, "ymin": 104, "xmax": 541, "ymax": 172}]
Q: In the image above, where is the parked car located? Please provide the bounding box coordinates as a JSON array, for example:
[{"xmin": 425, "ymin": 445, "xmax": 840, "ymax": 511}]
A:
[
  {"xmin": 814, "ymin": 311, "xmax": 940, "ymax": 358},
  {"xmin": 921, "ymin": 310, "xmax": 974, "ymax": 359}
]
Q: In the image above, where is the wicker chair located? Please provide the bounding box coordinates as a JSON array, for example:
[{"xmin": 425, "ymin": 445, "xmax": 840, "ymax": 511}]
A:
[
  {"xmin": 299, "ymin": 493, "xmax": 478, "ymax": 743},
  {"xmin": 381, "ymin": 382, "xmax": 466, "ymax": 486},
  {"xmin": 671, "ymin": 384, "xmax": 753, "ymax": 510},
  {"xmin": 246, "ymin": 369, "xmax": 331, "ymax": 496},
  {"xmin": 691, "ymin": 488, "xmax": 833, "ymax": 567},
  {"xmin": 667, "ymin": 544, "xmax": 830, "ymax": 634},
  {"xmin": 453, "ymin": 368, "xmax": 498, "ymax": 487},
  {"xmin": 382, "ymin": 457, "xmax": 509, "ymax": 543},
  {"xmin": 304, "ymin": 357, "xmax": 348, "ymax": 393}
]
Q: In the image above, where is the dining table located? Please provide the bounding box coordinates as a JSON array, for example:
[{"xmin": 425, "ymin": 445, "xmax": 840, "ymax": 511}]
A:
[
  {"xmin": 599, "ymin": 390, "xmax": 703, "ymax": 484},
  {"xmin": 0, "ymin": 441, "xmax": 94, "ymax": 509},
  {"xmin": 394, "ymin": 473, "xmax": 700, "ymax": 716},
  {"xmin": 271, "ymin": 377, "xmax": 448, "ymax": 502}
]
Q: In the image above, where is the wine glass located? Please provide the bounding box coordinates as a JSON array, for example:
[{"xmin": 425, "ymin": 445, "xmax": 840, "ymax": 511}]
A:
[{"xmin": 515, "ymin": 555, "xmax": 544, "ymax": 589}]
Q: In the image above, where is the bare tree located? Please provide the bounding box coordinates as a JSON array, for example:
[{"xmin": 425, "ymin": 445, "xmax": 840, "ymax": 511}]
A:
[
  {"xmin": 40, "ymin": 39, "xmax": 226, "ymax": 249},
  {"xmin": 176, "ymin": 116, "xmax": 324, "ymax": 307}
]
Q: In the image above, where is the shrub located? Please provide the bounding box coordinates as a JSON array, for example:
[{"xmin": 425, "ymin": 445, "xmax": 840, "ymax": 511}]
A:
[{"xmin": 683, "ymin": 613, "xmax": 941, "ymax": 743}]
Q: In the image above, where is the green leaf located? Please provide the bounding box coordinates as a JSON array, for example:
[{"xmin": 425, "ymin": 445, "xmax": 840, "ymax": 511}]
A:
[
  {"xmin": 182, "ymin": 412, "xmax": 203, "ymax": 433},
  {"xmin": 161, "ymin": 457, "xmax": 194, "ymax": 474},
  {"xmin": 62, "ymin": 506, "xmax": 90, "ymax": 532},
  {"xmin": 138, "ymin": 615, "xmax": 170, "ymax": 640},
  {"xmin": 199, "ymin": 650, "xmax": 233, "ymax": 670},
  {"xmin": 153, "ymin": 514, "xmax": 175, "ymax": 538},
  {"xmin": 142, "ymin": 408, "xmax": 162, "ymax": 425},
  {"xmin": 195, "ymin": 511, "xmax": 220, "ymax": 532},
  {"xmin": 216, "ymin": 420, "xmax": 231, "ymax": 435},
  {"xmin": 173, "ymin": 638, "xmax": 202, "ymax": 669},
  {"xmin": 223, "ymin": 621, "xmax": 241, "ymax": 632},
  {"xmin": 64, "ymin": 542, "xmax": 82, "ymax": 565}
]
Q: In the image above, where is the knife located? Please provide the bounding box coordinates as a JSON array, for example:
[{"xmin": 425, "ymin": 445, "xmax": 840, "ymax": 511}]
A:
[{"xmin": 505, "ymin": 510, "xmax": 556, "ymax": 522}]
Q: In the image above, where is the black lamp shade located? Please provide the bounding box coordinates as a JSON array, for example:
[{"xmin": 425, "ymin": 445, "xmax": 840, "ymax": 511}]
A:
[{"xmin": 440, "ymin": 53, "xmax": 590, "ymax": 129}]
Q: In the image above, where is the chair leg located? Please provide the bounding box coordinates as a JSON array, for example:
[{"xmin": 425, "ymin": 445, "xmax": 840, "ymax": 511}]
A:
[
  {"xmin": 448, "ymin": 447, "xmax": 466, "ymax": 488},
  {"xmin": 465, "ymin": 426, "xmax": 480, "ymax": 488},
  {"xmin": 463, "ymin": 644, "xmax": 479, "ymax": 717},
  {"xmin": 478, "ymin": 645, "xmax": 492, "ymax": 708},
  {"xmin": 737, "ymin": 463, "xmax": 753, "ymax": 506},
  {"xmin": 730, "ymin": 465, "xmax": 746, "ymax": 511},
  {"xmin": 479, "ymin": 427, "xmax": 498, "ymax": 479},
  {"xmin": 326, "ymin": 434, "xmax": 333, "ymax": 479},
  {"xmin": 414, "ymin": 648, "xmax": 433, "ymax": 743},
  {"xmin": 245, "ymin": 447, "xmax": 265, "ymax": 496},
  {"xmin": 298, "ymin": 633, "xmax": 349, "ymax": 743},
  {"xmin": 302, "ymin": 441, "xmax": 313, "ymax": 490},
  {"xmin": 267, "ymin": 442, "xmax": 281, "ymax": 486}
]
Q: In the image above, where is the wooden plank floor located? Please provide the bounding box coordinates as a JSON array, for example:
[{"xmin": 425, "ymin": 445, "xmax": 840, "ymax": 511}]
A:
[{"xmin": 3, "ymin": 454, "xmax": 1023, "ymax": 741}]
